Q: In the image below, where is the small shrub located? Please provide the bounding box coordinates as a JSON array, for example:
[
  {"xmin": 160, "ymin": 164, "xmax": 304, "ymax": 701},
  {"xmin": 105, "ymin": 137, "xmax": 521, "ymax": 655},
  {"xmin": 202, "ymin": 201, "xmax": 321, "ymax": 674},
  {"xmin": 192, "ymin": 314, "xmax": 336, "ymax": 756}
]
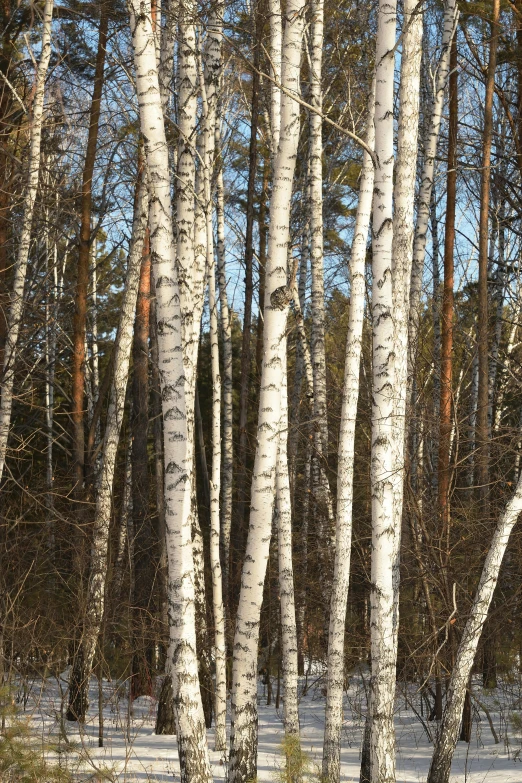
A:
[
  {"xmin": 0, "ymin": 689, "xmax": 71, "ymax": 782},
  {"xmin": 275, "ymin": 735, "xmax": 310, "ymax": 783}
]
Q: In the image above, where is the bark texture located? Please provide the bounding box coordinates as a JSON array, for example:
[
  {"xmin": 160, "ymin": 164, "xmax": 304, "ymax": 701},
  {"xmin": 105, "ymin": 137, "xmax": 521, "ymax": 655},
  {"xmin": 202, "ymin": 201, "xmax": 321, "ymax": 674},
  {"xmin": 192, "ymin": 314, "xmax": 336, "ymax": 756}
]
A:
[
  {"xmin": 228, "ymin": 2, "xmax": 306, "ymax": 780},
  {"xmin": 127, "ymin": 4, "xmax": 212, "ymax": 781},
  {"xmin": 322, "ymin": 82, "xmax": 375, "ymax": 783}
]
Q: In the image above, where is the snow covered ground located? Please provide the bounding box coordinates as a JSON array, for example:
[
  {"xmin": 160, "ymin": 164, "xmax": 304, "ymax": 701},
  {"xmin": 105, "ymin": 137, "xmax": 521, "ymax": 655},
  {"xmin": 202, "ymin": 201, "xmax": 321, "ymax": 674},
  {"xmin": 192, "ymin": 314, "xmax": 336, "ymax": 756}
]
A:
[{"xmin": 11, "ymin": 669, "xmax": 522, "ymax": 781}]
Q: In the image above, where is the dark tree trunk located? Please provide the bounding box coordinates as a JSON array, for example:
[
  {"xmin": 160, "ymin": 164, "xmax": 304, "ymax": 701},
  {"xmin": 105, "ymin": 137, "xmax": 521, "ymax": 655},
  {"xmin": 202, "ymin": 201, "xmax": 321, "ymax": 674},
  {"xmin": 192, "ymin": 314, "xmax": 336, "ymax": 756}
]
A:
[
  {"xmin": 155, "ymin": 675, "xmax": 176, "ymax": 735},
  {"xmin": 438, "ymin": 36, "xmax": 457, "ymax": 572},
  {"xmin": 234, "ymin": 0, "xmax": 264, "ymax": 595},
  {"xmin": 71, "ymin": 1, "xmax": 109, "ymax": 502},
  {"xmin": 131, "ymin": 231, "xmax": 153, "ymax": 701},
  {"xmin": 459, "ymin": 683, "xmax": 472, "ymax": 743},
  {"xmin": 475, "ymin": 0, "xmax": 500, "ymax": 511}
]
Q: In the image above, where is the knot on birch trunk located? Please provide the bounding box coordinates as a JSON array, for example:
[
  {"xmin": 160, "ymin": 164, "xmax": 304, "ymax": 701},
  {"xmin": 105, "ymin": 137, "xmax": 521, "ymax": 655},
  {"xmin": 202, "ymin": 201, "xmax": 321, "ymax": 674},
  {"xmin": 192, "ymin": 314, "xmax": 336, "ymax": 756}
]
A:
[{"xmin": 270, "ymin": 285, "xmax": 292, "ymax": 310}]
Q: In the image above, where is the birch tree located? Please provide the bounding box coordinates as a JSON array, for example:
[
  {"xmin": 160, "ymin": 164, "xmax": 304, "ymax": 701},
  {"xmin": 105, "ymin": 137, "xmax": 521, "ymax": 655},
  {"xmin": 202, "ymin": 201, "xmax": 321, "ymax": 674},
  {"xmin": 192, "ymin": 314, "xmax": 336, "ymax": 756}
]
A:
[
  {"xmin": 308, "ymin": 0, "xmax": 333, "ymax": 543},
  {"xmin": 0, "ymin": 0, "xmax": 54, "ymax": 484},
  {"xmin": 391, "ymin": 0, "xmax": 423, "ymax": 598},
  {"xmin": 216, "ymin": 154, "xmax": 233, "ymax": 598},
  {"xmin": 127, "ymin": 4, "xmax": 212, "ymax": 781},
  {"xmin": 228, "ymin": 2, "xmax": 306, "ymax": 779},
  {"xmin": 427, "ymin": 474, "xmax": 522, "ymax": 783},
  {"xmin": 200, "ymin": 7, "xmax": 227, "ymax": 749},
  {"xmin": 408, "ymin": 0, "xmax": 458, "ymax": 370},
  {"xmin": 368, "ymin": 0, "xmax": 398, "ymax": 775},
  {"xmin": 322, "ymin": 83, "xmax": 375, "ymax": 783},
  {"xmin": 276, "ymin": 348, "xmax": 299, "ymax": 739}
]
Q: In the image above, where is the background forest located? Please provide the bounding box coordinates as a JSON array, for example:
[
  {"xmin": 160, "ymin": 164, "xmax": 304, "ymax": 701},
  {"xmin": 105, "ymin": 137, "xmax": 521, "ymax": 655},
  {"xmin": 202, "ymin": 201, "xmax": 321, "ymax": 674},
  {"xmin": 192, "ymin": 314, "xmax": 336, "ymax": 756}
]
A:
[{"xmin": 1, "ymin": 0, "xmax": 522, "ymax": 781}]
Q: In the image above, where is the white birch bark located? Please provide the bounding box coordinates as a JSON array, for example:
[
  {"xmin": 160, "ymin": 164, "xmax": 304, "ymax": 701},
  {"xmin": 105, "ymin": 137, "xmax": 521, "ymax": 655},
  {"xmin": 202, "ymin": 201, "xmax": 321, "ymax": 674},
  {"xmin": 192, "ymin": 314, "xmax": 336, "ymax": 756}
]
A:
[
  {"xmin": 90, "ymin": 237, "xmax": 100, "ymax": 406},
  {"xmin": 309, "ymin": 0, "xmax": 329, "ymax": 476},
  {"xmin": 391, "ymin": 0, "xmax": 423, "ymax": 637},
  {"xmin": 179, "ymin": 4, "xmax": 205, "ymax": 462},
  {"xmin": 322, "ymin": 82, "xmax": 375, "ymax": 783},
  {"xmin": 66, "ymin": 177, "xmax": 149, "ymax": 721},
  {"xmin": 159, "ymin": 0, "xmax": 178, "ymax": 112},
  {"xmin": 216, "ymin": 155, "xmax": 233, "ymax": 592},
  {"xmin": 127, "ymin": 5, "xmax": 212, "ymax": 781},
  {"xmin": 0, "ymin": 0, "xmax": 54, "ymax": 483},
  {"xmin": 276, "ymin": 348, "xmax": 299, "ymax": 738},
  {"xmin": 229, "ymin": 2, "xmax": 306, "ymax": 779},
  {"xmin": 369, "ymin": 0, "xmax": 398, "ymax": 774},
  {"xmin": 408, "ymin": 0, "xmax": 458, "ymax": 370},
  {"xmin": 208, "ymin": 208, "xmax": 227, "ymax": 752},
  {"xmin": 200, "ymin": 19, "xmax": 227, "ymax": 750},
  {"xmin": 89, "ymin": 236, "xmax": 102, "ymax": 476},
  {"xmin": 427, "ymin": 475, "xmax": 522, "ymax": 783},
  {"xmin": 268, "ymin": 0, "xmax": 282, "ymax": 154},
  {"xmin": 178, "ymin": 10, "xmax": 213, "ymax": 725},
  {"xmin": 113, "ymin": 436, "xmax": 133, "ymax": 603}
]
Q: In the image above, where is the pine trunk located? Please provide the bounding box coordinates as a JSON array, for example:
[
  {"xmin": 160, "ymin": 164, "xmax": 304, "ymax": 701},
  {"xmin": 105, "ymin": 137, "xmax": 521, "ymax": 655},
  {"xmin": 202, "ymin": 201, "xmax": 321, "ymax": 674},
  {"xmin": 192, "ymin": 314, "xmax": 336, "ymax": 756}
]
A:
[{"xmin": 131, "ymin": 235, "xmax": 153, "ymax": 701}]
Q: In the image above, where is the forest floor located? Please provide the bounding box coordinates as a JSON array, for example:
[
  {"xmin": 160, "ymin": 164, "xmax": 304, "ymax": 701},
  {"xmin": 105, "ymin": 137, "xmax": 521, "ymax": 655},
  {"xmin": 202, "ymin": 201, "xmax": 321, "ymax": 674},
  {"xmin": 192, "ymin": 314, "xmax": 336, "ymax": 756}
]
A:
[{"xmin": 10, "ymin": 669, "xmax": 522, "ymax": 781}]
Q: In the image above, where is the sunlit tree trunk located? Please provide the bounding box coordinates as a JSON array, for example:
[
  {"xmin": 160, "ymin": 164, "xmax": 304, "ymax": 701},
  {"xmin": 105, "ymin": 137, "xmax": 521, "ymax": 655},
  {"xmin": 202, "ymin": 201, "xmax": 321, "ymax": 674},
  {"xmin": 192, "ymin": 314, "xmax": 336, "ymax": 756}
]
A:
[
  {"xmin": 408, "ymin": 0, "xmax": 458, "ymax": 371},
  {"xmin": 228, "ymin": 2, "xmax": 306, "ymax": 779},
  {"xmin": 200, "ymin": 13, "xmax": 227, "ymax": 747},
  {"xmin": 428, "ymin": 473, "xmax": 522, "ymax": 783},
  {"xmin": 368, "ymin": 0, "xmax": 398, "ymax": 774},
  {"xmin": 439, "ymin": 35, "xmax": 457, "ymax": 576},
  {"xmin": 322, "ymin": 81, "xmax": 375, "ymax": 783},
  {"xmin": 127, "ymin": 4, "xmax": 212, "ymax": 780},
  {"xmin": 276, "ymin": 348, "xmax": 299, "ymax": 738},
  {"xmin": 308, "ymin": 0, "xmax": 332, "ymax": 546},
  {"xmin": 216, "ymin": 156, "xmax": 233, "ymax": 597},
  {"xmin": 391, "ymin": 0, "xmax": 423, "ymax": 636}
]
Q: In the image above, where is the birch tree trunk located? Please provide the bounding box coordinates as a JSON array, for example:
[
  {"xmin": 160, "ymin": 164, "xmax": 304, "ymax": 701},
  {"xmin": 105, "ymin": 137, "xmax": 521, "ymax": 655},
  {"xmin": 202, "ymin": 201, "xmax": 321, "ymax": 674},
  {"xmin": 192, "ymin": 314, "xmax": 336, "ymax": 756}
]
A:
[
  {"xmin": 408, "ymin": 0, "xmax": 458, "ymax": 370},
  {"xmin": 308, "ymin": 0, "xmax": 333, "ymax": 546},
  {"xmin": 276, "ymin": 348, "xmax": 299, "ymax": 738},
  {"xmin": 268, "ymin": 0, "xmax": 282, "ymax": 153},
  {"xmin": 216, "ymin": 156, "xmax": 233, "ymax": 600},
  {"xmin": 128, "ymin": 5, "xmax": 213, "ymax": 781},
  {"xmin": 66, "ymin": 177, "xmax": 149, "ymax": 722},
  {"xmin": 391, "ymin": 0, "xmax": 423, "ymax": 629},
  {"xmin": 427, "ymin": 475, "xmax": 522, "ymax": 783},
  {"xmin": 208, "ymin": 210, "xmax": 227, "ymax": 752},
  {"xmin": 369, "ymin": 0, "xmax": 398, "ymax": 774},
  {"xmin": 229, "ymin": 2, "xmax": 306, "ymax": 779},
  {"xmin": 322, "ymin": 82, "xmax": 375, "ymax": 783},
  {"xmin": 236, "ymin": 0, "xmax": 263, "ymax": 564},
  {"xmin": 200, "ymin": 16, "xmax": 227, "ymax": 748},
  {"xmin": 0, "ymin": 0, "xmax": 54, "ymax": 484}
]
